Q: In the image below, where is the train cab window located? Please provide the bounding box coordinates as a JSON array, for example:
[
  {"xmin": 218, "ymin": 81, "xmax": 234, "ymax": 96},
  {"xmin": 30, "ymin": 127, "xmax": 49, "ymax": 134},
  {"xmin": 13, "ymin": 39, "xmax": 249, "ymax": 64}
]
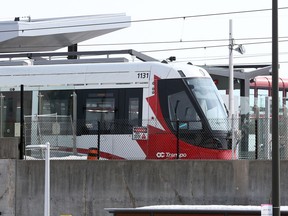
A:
[
  {"xmin": 187, "ymin": 78, "xmax": 228, "ymax": 131},
  {"xmin": 158, "ymin": 79, "xmax": 204, "ymax": 131},
  {"xmin": 168, "ymin": 91, "xmax": 202, "ymax": 130},
  {"xmin": 159, "ymin": 78, "xmax": 228, "ymax": 132}
]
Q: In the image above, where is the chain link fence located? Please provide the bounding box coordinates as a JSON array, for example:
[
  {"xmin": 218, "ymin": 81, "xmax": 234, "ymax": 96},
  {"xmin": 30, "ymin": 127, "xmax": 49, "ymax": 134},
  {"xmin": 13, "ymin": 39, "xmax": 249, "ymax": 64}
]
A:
[
  {"xmin": 23, "ymin": 114, "xmax": 288, "ymax": 160},
  {"xmin": 237, "ymin": 114, "xmax": 288, "ymax": 160},
  {"xmin": 24, "ymin": 114, "xmax": 80, "ymax": 159}
]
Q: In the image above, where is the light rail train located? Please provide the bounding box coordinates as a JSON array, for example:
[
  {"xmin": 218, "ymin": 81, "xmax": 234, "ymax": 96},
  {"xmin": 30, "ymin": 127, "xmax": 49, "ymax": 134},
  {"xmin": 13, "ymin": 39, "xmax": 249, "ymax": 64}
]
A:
[{"xmin": 0, "ymin": 58, "xmax": 232, "ymax": 159}]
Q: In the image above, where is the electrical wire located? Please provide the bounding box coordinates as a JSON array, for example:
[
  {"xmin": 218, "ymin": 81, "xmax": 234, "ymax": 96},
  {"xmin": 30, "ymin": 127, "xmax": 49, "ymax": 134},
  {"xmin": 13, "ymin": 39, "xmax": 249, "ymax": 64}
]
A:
[
  {"xmin": 0, "ymin": 6, "xmax": 288, "ymax": 65},
  {"xmin": 139, "ymin": 39, "xmax": 288, "ymax": 53},
  {"xmin": 0, "ymin": 6, "xmax": 287, "ymax": 34},
  {"xmin": 79, "ymin": 36, "xmax": 288, "ymax": 47},
  {"xmin": 3, "ymin": 36, "xmax": 285, "ymax": 52},
  {"xmin": 130, "ymin": 7, "xmax": 287, "ymax": 23},
  {"xmin": 0, "ymin": 6, "xmax": 287, "ymax": 52},
  {"xmin": 177, "ymin": 51, "xmax": 288, "ymax": 64}
]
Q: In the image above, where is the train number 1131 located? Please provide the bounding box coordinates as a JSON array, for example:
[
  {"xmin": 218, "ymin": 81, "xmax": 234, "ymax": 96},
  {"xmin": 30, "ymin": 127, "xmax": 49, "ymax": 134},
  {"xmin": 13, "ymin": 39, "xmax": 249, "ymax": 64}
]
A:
[{"xmin": 137, "ymin": 72, "xmax": 149, "ymax": 79}]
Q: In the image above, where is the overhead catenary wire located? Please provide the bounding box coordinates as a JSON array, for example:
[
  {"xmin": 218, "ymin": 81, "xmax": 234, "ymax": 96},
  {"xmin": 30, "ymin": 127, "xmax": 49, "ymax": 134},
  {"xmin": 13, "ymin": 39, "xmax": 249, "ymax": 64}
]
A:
[
  {"xmin": 79, "ymin": 36, "xmax": 288, "ymax": 47},
  {"xmin": 139, "ymin": 39, "xmax": 288, "ymax": 53},
  {"xmin": 1, "ymin": 6, "xmax": 288, "ymax": 64},
  {"xmin": 0, "ymin": 6, "xmax": 287, "ymax": 34},
  {"xmin": 2, "ymin": 37, "xmax": 288, "ymax": 54},
  {"xmin": 0, "ymin": 6, "xmax": 287, "ymax": 51}
]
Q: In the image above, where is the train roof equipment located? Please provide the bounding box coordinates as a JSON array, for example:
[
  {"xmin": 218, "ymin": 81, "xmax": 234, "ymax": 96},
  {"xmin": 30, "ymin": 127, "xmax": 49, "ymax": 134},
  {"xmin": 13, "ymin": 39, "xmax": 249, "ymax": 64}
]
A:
[{"xmin": 0, "ymin": 49, "xmax": 158, "ymax": 66}]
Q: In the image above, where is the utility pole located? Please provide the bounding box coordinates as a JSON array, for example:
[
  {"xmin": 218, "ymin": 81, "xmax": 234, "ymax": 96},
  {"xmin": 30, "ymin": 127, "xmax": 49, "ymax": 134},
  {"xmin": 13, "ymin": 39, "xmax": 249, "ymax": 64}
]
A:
[
  {"xmin": 272, "ymin": 0, "xmax": 280, "ymax": 215},
  {"xmin": 229, "ymin": 19, "xmax": 234, "ymax": 120},
  {"xmin": 229, "ymin": 20, "xmax": 235, "ymax": 159}
]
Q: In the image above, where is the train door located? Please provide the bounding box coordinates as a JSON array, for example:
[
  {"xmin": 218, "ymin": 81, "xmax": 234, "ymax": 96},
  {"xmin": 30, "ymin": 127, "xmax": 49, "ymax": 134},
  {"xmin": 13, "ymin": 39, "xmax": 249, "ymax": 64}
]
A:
[{"xmin": 0, "ymin": 91, "xmax": 32, "ymax": 137}]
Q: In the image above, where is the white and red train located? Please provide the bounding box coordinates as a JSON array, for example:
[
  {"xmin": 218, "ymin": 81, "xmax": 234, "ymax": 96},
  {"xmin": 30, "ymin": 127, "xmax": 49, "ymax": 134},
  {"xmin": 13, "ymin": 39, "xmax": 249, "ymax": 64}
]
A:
[{"xmin": 0, "ymin": 57, "xmax": 232, "ymax": 159}]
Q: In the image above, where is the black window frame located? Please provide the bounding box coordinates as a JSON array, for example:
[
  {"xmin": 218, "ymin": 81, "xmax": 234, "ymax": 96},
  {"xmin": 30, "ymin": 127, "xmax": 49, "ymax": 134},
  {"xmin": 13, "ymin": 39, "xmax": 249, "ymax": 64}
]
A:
[{"xmin": 77, "ymin": 88, "xmax": 143, "ymax": 135}]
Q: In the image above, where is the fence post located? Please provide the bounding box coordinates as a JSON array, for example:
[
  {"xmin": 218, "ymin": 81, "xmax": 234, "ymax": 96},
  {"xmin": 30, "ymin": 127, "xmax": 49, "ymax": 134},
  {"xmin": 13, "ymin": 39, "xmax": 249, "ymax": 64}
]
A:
[
  {"xmin": 176, "ymin": 120, "xmax": 179, "ymax": 159},
  {"xmin": 44, "ymin": 142, "xmax": 50, "ymax": 216},
  {"xmin": 255, "ymin": 105, "xmax": 259, "ymax": 159},
  {"xmin": 97, "ymin": 121, "xmax": 100, "ymax": 159},
  {"xmin": 20, "ymin": 84, "xmax": 24, "ymax": 159},
  {"xmin": 264, "ymin": 96, "xmax": 272, "ymax": 159},
  {"xmin": 72, "ymin": 91, "xmax": 77, "ymax": 155}
]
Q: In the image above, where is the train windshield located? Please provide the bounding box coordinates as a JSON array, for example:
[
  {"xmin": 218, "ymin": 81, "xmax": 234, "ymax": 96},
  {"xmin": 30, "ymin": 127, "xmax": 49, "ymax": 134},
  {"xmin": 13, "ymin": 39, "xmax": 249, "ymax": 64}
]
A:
[
  {"xmin": 159, "ymin": 77, "xmax": 229, "ymax": 132},
  {"xmin": 185, "ymin": 78, "xmax": 228, "ymax": 130}
]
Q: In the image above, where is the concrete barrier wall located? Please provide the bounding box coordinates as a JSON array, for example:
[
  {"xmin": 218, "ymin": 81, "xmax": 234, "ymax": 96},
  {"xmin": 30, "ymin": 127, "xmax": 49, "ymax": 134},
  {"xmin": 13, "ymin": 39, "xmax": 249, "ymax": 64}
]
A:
[
  {"xmin": 0, "ymin": 138, "xmax": 286, "ymax": 216},
  {"xmin": 9, "ymin": 160, "xmax": 288, "ymax": 216},
  {"xmin": 0, "ymin": 138, "xmax": 19, "ymax": 159},
  {"xmin": 0, "ymin": 159, "xmax": 16, "ymax": 215}
]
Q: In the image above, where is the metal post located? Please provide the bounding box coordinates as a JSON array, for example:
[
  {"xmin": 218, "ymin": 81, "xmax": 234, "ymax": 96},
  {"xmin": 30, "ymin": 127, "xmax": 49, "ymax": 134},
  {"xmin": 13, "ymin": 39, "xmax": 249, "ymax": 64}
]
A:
[
  {"xmin": 264, "ymin": 97, "xmax": 272, "ymax": 160},
  {"xmin": 0, "ymin": 93, "xmax": 4, "ymax": 138},
  {"xmin": 272, "ymin": 0, "xmax": 280, "ymax": 215},
  {"xmin": 44, "ymin": 142, "xmax": 50, "ymax": 216},
  {"xmin": 38, "ymin": 93, "xmax": 43, "ymax": 115},
  {"xmin": 283, "ymin": 105, "xmax": 288, "ymax": 159},
  {"xmin": 176, "ymin": 120, "xmax": 179, "ymax": 159},
  {"xmin": 229, "ymin": 19, "xmax": 235, "ymax": 159},
  {"xmin": 20, "ymin": 85, "xmax": 24, "ymax": 159},
  {"xmin": 255, "ymin": 113, "xmax": 258, "ymax": 160},
  {"xmin": 97, "ymin": 121, "xmax": 100, "ymax": 160},
  {"xmin": 229, "ymin": 19, "xmax": 234, "ymax": 119},
  {"xmin": 26, "ymin": 143, "xmax": 50, "ymax": 216},
  {"xmin": 72, "ymin": 92, "xmax": 77, "ymax": 155}
]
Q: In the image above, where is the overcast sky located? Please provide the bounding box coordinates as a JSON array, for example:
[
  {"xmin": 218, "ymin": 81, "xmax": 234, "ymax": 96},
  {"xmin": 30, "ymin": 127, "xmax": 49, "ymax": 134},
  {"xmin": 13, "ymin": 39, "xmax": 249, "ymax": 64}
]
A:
[{"xmin": 1, "ymin": 0, "xmax": 288, "ymax": 76}]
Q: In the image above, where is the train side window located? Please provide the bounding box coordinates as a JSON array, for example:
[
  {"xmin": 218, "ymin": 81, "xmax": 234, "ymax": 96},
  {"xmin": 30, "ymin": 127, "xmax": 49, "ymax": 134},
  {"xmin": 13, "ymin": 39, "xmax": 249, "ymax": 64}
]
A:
[
  {"xmin": 85, "ymin": 96, "xmax": 116, "ymax": 131},
  {"xmin": 78, "ymin": 88, "xmax": 142, "ymax": 134},
  {"xmin": 39, "ymin": 90, "xmax": 73, "ymax": 116},
  {"xmin": 124, "ymin": 88, "xmax": 143, "ymax": 131},
  {"xmin": 128, "ymin": 98, "xmax": 139, "ymax": 124}
]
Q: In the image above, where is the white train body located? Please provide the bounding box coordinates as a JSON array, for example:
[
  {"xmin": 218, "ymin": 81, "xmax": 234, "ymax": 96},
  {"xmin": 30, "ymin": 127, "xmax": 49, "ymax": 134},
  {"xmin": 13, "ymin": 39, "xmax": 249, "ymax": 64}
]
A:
[{"xmin": 0, "ymin": 61, "xmax": 232, "ymax": 159}]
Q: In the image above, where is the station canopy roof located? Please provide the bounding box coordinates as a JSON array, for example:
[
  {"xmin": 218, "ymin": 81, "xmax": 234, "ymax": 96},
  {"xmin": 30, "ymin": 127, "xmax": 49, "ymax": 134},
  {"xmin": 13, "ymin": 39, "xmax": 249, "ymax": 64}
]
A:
[{"xmin": 0, "ymin": 13, "xmax": 130, "ymax": 53}]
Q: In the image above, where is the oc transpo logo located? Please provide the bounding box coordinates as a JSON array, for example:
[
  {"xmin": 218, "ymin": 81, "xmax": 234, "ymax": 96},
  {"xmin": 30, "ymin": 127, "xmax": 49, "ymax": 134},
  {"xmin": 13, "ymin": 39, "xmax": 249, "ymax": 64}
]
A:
[{"xmin": 156, "ymin": 152, "xmax": 187, "ymax": 159}]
